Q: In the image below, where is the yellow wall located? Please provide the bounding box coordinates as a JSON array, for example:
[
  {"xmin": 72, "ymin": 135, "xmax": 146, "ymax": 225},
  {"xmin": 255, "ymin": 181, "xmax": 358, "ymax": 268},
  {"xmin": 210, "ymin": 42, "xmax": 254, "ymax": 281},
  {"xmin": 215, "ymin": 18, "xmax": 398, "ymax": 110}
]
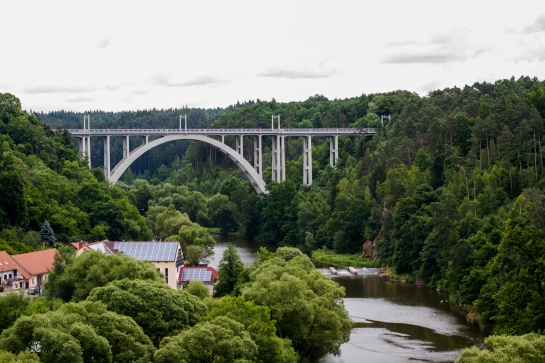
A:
[{"xmin": 151, "ymin": 261, "xmax": 178, "ymax": 289}]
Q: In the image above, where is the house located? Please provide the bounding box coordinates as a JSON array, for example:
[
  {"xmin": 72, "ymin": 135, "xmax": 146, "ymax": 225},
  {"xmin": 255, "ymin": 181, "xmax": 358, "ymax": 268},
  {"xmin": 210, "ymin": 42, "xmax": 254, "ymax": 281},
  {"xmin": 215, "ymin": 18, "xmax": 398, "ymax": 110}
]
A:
[
  {"xmin": 10, "ymin": 249, "xmax": 58, "ymax": 290},
  {"xmin": 178, "ymin": 266, "xmax": 218, "ymax": 294},
  {"xmin": 72, "ymin": 240, "xmax": 116, "ymax": 256},
  {"xmin": 72, "ymin": 241, "xmax": 183, "ymax": 289},
  {"xmin": 0, "ymin": 251, "xmax": 31, "ymax": 290}
]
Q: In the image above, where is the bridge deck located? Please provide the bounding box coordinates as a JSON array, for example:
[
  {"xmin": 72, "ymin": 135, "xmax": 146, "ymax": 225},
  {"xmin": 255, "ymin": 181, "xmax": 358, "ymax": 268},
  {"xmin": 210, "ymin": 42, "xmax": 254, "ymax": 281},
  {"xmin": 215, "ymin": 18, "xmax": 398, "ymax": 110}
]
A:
[{"xmin": 65, "ymin": 128, "xmax": 375, "ymax": 137}]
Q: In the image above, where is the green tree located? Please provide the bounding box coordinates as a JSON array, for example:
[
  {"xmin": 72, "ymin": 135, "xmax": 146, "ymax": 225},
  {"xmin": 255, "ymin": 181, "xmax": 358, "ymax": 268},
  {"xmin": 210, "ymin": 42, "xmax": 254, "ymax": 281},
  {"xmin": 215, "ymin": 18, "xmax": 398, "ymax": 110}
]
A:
[
  {"xmin": 0, "ymin": 294, "xmax": 62, "ymax": 333},
  {"xmin": 45, "ymin": 251, "xmax": 164, "ymax": 302},
  {"xmin": 87, "ymin": 279, "xmax": 207, "ymax": 346},
  {"xmin": 213, "ymin": 244, "xmax": 245, "ymax": 298},
  {"xmin": 154, "ymin": 316, "xmax": 257, "ymax": 363},
  {"xmin": 206, "ymin": 296, "xmax": 298, "ymax": 363},
  {"xmin": 184, "ymin": 281, "xmax": 210, "ymax": 299},
  {"xmin": 207, "ymin": 194, "xmax": 238, "ymax": 235},
  {"xmin": 242, "ymin": 247, "xmax": 351, "ymax": 361},
  {"xmin": 456, "ymin": 333, "xmax": 545, "ymax": 363},
  {"xmin": 0, "ymin": 293, "xmax": 30, "ymax": 332},
  {"xmin": 39, "ymin": 220, "xmax": 56, "ymax": 248},
  {"xmin": 184, "ymin": 245, "xmax": 206, "ymax": 266},
  {"xmin": 0, "ymin": 350, "xmax": 39, "ymax": 362},
  {"xmin": 56, "ymin": 301, "xmax": 155, "ymax": 363}
]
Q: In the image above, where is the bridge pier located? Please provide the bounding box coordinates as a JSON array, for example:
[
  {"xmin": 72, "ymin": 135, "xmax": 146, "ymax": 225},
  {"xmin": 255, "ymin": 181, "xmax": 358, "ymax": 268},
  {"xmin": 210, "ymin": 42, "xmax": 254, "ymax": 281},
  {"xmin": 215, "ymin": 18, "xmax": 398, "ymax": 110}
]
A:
[
  {"xmin": 303, "ymin": 136, "xmax": 312, "ymax": 186},
  {"xmin": 235, "ymin": 135, "xmax": 243, "ymax": 155},
  {"xmin": 253, "ymin": 135, "xmax": 262, "ymax": 176},
  {"xmin": 271, "ymin": 135, "xmax": 285, "ymax": 182},
  {"xmin": 330, "ymin": 136, "xmax": 339, "ymax": 167},
  {"xmin": 78, "ymin": 115, "xmax": 92, "ymax": 168},
  {"xmin": 103, "ymin": 135, "xmax": 110, "ymax": 179},
  {"xmin": 123, "ymin": 135, "xmax": 130, "ymax": 159}
]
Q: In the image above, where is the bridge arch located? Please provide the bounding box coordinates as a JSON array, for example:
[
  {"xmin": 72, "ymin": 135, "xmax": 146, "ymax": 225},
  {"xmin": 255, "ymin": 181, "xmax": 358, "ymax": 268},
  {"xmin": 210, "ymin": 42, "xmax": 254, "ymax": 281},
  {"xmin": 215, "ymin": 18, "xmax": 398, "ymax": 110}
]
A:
[{"xmin": 109, "ymin": 134, "xmax": 267, "ymax": 194}]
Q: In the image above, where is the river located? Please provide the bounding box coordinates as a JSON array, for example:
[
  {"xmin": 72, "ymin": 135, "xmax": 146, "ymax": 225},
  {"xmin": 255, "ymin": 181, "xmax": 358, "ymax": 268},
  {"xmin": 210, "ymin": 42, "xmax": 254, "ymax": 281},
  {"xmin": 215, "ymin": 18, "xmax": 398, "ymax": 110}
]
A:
[{"xmin": 211, "ymin": 236, "xmax": 485, "ymax": 362}]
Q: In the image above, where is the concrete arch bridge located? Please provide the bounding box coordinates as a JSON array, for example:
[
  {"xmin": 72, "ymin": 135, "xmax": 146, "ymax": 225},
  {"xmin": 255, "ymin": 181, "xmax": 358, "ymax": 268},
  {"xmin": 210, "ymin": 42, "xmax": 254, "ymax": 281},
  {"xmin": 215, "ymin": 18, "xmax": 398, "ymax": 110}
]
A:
[{"xmin": 67, "ymin": 116, "xmax": 376, "ymax": 194}]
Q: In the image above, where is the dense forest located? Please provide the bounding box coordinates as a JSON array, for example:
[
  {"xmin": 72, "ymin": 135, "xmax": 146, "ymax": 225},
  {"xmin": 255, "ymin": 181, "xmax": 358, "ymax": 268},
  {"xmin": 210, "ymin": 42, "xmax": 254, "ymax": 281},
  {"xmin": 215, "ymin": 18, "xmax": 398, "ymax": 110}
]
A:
[
  {"xmin": 35, "ymin": 78, "xmax": 545, "ymax": 336},
  {"xmin": 1, "ymin": 76, "xmax": 545, "ymax": 360}
]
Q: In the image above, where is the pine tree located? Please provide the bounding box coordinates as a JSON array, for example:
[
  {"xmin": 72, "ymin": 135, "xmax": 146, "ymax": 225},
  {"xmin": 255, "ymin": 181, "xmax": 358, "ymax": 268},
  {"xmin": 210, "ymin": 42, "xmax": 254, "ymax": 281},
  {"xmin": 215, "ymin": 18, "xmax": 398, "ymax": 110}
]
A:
[{"xmin": 39, "ymin": 220, "xmax": 56, "ymax": 248}]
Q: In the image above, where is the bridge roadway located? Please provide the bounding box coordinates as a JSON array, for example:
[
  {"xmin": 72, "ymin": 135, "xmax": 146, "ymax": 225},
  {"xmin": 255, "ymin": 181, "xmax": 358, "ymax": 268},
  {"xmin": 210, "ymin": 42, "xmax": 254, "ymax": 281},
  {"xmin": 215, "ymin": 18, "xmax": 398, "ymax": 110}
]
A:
[
  {"xmin": 67, "ymin": 127, "xmax": 374, "ymax": 137},
  {"xmin": 67, "ymin": 125, "xmax": 376, "ymax": 194}
]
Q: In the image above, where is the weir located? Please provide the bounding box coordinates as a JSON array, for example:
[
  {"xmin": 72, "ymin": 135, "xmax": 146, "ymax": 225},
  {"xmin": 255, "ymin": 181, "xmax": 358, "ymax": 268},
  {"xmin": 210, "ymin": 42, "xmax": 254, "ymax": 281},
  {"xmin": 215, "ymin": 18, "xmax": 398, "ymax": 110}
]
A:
[{"xmin": 67, "ymin": 115, "xmax": 376, "ymax": 193}]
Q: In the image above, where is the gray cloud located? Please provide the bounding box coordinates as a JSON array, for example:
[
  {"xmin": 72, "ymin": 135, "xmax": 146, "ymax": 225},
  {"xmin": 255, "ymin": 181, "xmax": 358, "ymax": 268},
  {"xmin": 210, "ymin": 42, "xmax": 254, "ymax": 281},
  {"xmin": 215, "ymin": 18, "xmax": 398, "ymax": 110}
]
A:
[
  {"xmin": 524, "ymin": 15, "xmax": 545, "ymax": 33},
  {"xmin": 150, "ymin": 74, "xmax": 223, "ymax": 87},
  {"xmin": 23, "ymin": 85, "xmax": 96, "ymax": 94},
  {"xmin": 258, "ymin": 67, "xmax": 336, "ymax": 79},
  {"xmin": 179, "ymin": 75, "xmax": 223, "ymax": 87},
  {"xmin": 97, "ymin": 33, "xmax": 114, "ymax": 48},
  {"xmin": 418, "ymin": 80, "xmax": 442, "ymax": 94},
  {"xmin": 132, "ymin": 89, "xmax": 150, "ymax": 96},
  {"xmin": 382, "ymin": 53, "xmax": 463, "ymax": 64},
  {"xmin": 385, "ymin": 40, "xmax": 420, "ymax": 47},
  {"xmin": 66, "ymin": 96, "xmax": 96, "ymax": 103}
]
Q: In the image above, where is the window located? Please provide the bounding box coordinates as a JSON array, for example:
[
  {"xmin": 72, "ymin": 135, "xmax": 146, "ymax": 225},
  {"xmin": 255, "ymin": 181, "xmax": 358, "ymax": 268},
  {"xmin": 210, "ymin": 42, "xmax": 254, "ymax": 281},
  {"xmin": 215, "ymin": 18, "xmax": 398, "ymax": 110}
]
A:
[{"xmin": 165, "ymin": 268, "xmax": 168, "ymax": 284}]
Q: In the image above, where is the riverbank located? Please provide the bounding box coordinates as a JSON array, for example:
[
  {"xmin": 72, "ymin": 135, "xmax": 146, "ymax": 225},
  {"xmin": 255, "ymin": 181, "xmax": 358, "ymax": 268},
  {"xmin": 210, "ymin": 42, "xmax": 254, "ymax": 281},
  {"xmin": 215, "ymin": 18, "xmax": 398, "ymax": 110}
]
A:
[{"xmin": 311, "ymin": 249, "xmax": 381, "ymax": 268}]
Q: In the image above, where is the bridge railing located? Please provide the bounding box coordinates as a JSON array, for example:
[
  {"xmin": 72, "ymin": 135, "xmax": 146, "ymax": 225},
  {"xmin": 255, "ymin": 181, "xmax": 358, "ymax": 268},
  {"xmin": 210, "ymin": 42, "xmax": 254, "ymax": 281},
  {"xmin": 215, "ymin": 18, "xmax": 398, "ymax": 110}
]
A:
[{"xmin": 65, "ymin": 128, "xmax": 376, "ymax": 135}]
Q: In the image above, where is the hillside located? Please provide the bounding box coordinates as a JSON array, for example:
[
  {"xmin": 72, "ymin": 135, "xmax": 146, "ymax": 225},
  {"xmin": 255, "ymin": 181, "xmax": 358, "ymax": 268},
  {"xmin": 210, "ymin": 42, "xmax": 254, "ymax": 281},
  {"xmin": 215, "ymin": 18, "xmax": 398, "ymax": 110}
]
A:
[
  {"xmin": 0, "ymin": 92, "xmax": 152, "ymax": 252},
  {"xmin": 30, "ymin": 76, "xmax": 545, "ymax": 334}
]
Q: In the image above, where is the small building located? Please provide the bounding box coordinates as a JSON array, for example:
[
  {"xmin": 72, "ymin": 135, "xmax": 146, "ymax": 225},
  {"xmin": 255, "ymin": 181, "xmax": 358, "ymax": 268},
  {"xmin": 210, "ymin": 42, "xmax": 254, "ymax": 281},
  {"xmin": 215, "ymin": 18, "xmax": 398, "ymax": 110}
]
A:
[
  {"xmin": 72, "ymin": 241, "xmax": 183, "ymax": 290},
  {"xmin": 0, "ymin": 251, "xmax": 31, "ymax": 290},
  {"xmin": 11, "ymin": 249, "xmax": 58, "ymax": 290},
  {"xmin": 178, "ymin": 266, "xmax": 218, "ymax": 294}
]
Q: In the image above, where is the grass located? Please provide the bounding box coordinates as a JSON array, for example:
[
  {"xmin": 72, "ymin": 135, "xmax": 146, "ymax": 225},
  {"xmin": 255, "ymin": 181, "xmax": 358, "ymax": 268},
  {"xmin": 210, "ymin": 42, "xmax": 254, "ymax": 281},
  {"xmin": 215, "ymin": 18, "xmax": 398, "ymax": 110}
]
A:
[{"xmin": 311, "ymin": 248, "xmax": 381, "ymax": 268}]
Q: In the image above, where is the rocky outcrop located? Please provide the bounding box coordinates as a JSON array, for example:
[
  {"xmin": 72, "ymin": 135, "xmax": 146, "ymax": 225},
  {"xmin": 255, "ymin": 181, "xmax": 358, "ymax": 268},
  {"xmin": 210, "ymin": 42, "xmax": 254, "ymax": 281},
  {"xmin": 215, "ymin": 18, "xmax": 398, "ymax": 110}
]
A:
[{"xmin": 361, "ymin": 240, "xmax": 378, "ymax": 260}]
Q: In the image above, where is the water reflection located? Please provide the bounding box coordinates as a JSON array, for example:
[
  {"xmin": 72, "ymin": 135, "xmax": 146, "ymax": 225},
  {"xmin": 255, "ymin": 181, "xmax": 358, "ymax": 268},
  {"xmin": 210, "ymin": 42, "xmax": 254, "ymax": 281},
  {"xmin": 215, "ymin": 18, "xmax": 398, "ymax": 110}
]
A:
[
  {"xmin": 211, "ymin": 239, "xmax": 484, "ymax": 363},
  {"xmin": 321, "ymin": 275, "xmax": 485, "ymax": 363}
]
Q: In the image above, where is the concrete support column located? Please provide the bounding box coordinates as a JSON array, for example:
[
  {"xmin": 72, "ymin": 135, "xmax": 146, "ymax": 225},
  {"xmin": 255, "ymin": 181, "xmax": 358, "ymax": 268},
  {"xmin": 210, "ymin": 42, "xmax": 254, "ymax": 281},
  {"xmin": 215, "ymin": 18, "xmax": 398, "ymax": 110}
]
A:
[
  {"xmin": 78, "ymin": 137, "xmax": 85, "ymax": 158},
  {"xmin": 81, "ymin": 115, "xmax": 91, "ymax": 168},
  {"xmin": 142, "ymin": 135, "xmax": 148, "ymax": 146},
  {"xmin": 85, "ymin": 136, "xmax": 91, "ymax": 169},
  {"xmin": 221, "ymin": 135, "xmax": 225, "ymax": 144},
  {"xmin": 330, "ymin": 135, "xmax": 339, "ymax": 167},
  {"xmin": 272, "ymin": 136, "xmax": 278, "ymax": 182},
  {"xmin": 272, "ymin": 136, "xmax": 285, "ymax": 182},
  {"xmin": 276, "ymin": 136, "xmax": 285, "ymax": 182},
  {"xmin": 235, "ymin": 135, "xmax": 243, "ymax": 155},
  {"xmin": 253, "ymin": 135, "xmax": 262, "ymax": 176},
  {"xmin": 103, "ymin": 135, "xmax": 110, "ymax": 180},
  {"xmin": 123, "ymin": 135, "xmax": 130, "ymax": 159},
  {"xmin": 272, "ymin": 135, "xmax": 286, "ymax": 183},
  {"xmin": 303, "ymin": 136, "xmax": 312, "ymax": 186}
]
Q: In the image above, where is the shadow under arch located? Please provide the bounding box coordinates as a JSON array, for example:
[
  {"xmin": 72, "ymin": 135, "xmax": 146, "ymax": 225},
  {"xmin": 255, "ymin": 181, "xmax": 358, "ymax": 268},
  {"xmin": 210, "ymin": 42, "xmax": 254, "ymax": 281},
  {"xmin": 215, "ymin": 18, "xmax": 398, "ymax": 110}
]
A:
[{"xmin": 109, "ymin": 134, "xmax": 267, "ymax": 194}]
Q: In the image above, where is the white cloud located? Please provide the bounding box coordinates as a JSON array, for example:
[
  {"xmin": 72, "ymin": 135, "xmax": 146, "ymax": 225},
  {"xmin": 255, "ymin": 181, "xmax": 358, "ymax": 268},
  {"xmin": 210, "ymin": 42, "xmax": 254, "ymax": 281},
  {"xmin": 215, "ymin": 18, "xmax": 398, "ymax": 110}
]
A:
[{"xmin": 1, "ymin": 1, "xmax": 544, "ymax": 112}]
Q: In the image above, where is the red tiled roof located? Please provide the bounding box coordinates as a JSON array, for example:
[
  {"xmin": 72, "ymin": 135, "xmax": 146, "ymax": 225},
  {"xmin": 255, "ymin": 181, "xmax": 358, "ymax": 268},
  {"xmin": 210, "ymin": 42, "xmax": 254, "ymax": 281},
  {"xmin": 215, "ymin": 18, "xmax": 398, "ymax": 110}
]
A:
[
  {"xmin": 12, "ymin": 249, "xmax": 58, "ymax": 276},
  {"xmin": 71, "ymin": 241, "xmax": 86, "ymax": 249},
  {"xmin": 0, "ymin": 251, "xmax": 31, "ymax": 280},
  {"xmin": 178, "ymin": 266, "xmax": 218, "ymax": 284}
]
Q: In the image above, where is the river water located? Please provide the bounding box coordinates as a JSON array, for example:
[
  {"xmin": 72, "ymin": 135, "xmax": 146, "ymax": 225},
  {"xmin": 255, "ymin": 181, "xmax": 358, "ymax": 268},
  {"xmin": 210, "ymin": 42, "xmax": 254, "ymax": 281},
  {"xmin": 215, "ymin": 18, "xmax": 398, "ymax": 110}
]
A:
[{"xmin": 211, "ymin": 237, "xmax": 485, "ymax": 363}]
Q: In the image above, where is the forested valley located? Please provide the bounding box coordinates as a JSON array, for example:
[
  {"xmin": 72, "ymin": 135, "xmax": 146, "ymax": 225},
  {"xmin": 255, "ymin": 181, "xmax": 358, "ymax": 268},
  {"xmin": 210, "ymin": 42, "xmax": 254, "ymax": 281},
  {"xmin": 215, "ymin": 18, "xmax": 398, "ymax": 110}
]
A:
[{"xmin": 1, "ymin": 76, "xmax": 545, "ymax": 361}]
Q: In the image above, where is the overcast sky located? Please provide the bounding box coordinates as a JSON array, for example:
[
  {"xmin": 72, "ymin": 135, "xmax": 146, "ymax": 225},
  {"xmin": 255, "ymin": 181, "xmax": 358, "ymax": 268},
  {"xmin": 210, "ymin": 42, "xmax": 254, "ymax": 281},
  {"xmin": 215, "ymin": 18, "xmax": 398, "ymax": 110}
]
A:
[{"xmin": 2, "ymin": 1, "xmax": 545, "ymax": 112}]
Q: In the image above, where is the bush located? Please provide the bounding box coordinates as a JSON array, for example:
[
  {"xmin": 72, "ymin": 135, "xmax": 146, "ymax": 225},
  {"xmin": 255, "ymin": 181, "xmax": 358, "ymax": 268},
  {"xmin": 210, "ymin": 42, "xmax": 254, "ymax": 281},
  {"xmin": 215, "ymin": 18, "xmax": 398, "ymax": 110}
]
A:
[{"xmin": 0, "ymin": 286, "xmax": 4, "ymax": 292}]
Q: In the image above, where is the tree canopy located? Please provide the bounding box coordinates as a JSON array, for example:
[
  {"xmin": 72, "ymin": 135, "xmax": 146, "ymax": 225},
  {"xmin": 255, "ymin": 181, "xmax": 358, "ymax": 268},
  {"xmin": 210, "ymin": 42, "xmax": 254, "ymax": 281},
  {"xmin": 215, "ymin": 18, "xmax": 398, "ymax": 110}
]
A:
[
  {"xmin": 45, "ymin": 251, "xmax": 164, "ymax": 302},
  {"xmin": 87, "ymin": 279, "xmax": 207, "ymax": 346},
  {"xmin": 242, "ymin": 247, "xmax": 351, "ymax": 360}
]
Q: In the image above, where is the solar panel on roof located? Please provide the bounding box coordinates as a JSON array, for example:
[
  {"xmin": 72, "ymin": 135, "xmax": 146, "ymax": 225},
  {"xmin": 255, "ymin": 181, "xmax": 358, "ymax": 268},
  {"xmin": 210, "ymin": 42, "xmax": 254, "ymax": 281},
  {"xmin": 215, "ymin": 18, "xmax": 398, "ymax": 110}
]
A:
[
  {"xmin": 182, "ymin": 268, "xmax": 212, "ymax": 281},
  {"xmin": 113, "ymin": 242, "xmax": 178, "ymax": 262}
]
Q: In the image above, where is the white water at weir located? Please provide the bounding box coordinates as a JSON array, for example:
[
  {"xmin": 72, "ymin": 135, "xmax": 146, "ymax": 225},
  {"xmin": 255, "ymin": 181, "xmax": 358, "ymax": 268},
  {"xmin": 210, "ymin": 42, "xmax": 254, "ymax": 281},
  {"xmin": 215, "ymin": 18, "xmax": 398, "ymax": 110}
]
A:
[{"xmin": 317, "ymin": 267, "xmax": 380, "ymax": 277}]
